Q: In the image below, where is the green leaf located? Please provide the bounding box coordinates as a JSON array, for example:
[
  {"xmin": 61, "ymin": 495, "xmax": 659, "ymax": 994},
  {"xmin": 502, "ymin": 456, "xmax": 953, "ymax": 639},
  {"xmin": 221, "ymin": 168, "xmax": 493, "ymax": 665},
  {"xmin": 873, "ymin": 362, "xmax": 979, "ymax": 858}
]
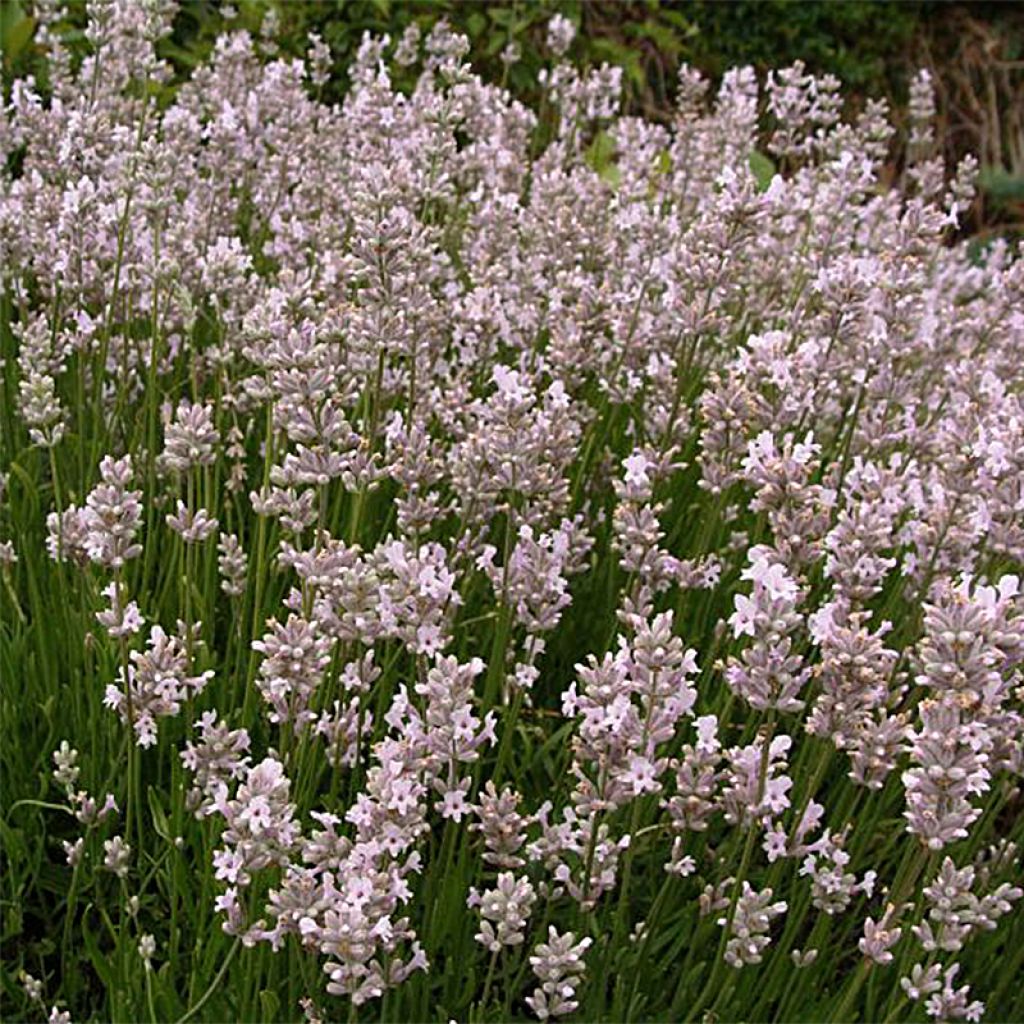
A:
[
  {"xmin": 979, "ymin": 166, "xmax": 1024, "ymax": 202},
  {"xmin": 0, "ymin": 0, "xmax": 26, "ymax": 38},
  {"xmin": 748, "ymin": 149, "xmax": 777, "ymax": 192},
  {"xmin": 1, "ymin": 12, "xmax": 34, "ymax": 67},
  {"xmin": 147, "ymin": 787, "xmax": 172, "ymax": 842},
  {"xmin": 0, "ymin": 820, "xmax": 27, "ymax": 870},
  {"xmin": 259, "ymin": 989, "xmax": 280, "ymax": 1021},
  {"xmin": 585, "ymin": 130, "xmax": 621, "ymax": 188},
  {"xmin": 484, "ymin": 32, "xmax": 508, "ymax": 58},
  {"xmin": 1, "ymin": 898, "xmax": 23, "ymax": 943},
  {"xmin": 0, "ymin": 0, "xmax": 24, "ymax": 30},
  {"xmin": 659, "ymin": 8, "xmax": 700, "ymax": 36},
  {"xmin": 487, "ymin": 7, "xmax": 516, "ymax": 28},
  {"xmin": 629, "ymin": 18, "xmax": 683, "ymax": 56},
  {"xmin": 81, "ymin": 906, "xmax": 115, "ymax": 989}
]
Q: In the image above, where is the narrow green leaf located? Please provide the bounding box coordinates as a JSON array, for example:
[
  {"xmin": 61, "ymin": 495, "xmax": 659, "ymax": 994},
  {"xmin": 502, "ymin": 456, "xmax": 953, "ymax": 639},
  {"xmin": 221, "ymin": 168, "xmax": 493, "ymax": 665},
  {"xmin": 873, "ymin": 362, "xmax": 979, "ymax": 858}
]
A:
[{"xmin": 749, "ymin": 149, "xmax": 777, "ymax": 192}]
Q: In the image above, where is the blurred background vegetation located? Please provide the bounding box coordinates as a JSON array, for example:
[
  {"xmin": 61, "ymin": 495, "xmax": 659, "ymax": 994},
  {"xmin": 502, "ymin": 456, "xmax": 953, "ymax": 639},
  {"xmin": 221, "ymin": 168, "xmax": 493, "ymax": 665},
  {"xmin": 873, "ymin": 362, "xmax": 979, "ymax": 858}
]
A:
[{"xmin": 3, "ymin": 0, "xmax": 1022, "ymax": 237}]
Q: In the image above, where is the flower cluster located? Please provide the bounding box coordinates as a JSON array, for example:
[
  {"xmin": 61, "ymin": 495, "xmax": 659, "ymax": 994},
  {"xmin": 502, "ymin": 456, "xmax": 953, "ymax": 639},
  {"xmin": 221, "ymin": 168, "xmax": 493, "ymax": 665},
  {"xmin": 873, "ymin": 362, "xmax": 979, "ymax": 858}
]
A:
[{"xmin": 4, "ymin": 4, "xmax": 1023, "ymax": 1023}]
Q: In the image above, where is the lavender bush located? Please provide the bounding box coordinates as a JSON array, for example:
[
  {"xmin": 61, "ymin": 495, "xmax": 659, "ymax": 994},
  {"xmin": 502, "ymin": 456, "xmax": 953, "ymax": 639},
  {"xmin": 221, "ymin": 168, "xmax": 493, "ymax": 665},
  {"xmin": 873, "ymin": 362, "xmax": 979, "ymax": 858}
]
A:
[{"xmin": 1, "ymin": 5, "xmax": 1022, "ymax": 1023}]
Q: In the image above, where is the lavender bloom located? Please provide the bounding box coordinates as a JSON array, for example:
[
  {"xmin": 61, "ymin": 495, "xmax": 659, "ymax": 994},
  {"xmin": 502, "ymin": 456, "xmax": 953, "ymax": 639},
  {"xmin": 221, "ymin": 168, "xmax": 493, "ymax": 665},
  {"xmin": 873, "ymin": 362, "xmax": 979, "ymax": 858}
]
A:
[
  {"xmin": 924, "ymin": 964, "xmax": 985, "ymax": 1023},
  {"xmin": 807, "ymin": 610, "xmax": 899, "ymax": 758},
  {"xmin": 217, "ymin": 532, "xmax": 248, "ymax": 596},
  {"xmin": 721, "ymin": 733, "xmax": 793, "ymax": 828},
  {"xmin": 902, "ymin": 962, "xmax": 944, "ymax": 1003},
  {"xmin": 95, "ymin": 581, "xmax": 145, "ymax": 639},
  {"xmin": 160, "ymin": 400, "xmax": 219, "ymax": 474},
  {"xmin": 316, "ymin": 697, "xmax": 370, "ymax": 770},
  {"xmin": 663, "ymin": 715, "xmax": 723, "ymax": 834},
  {"xmin": 211, "ymin": 757, "xmax": 300, "ymax": 888},
  {"xmin": 408, "ymin": 655, "xmax": 495, "ymax": 820},
  {"xmin": 51, "ymin": 741, "xmax": 80, "ymax": 795},
  {"xmin": 546, "ymin": 15, "xmax": 576, "ymax": 58},
  {"xmin": 472, "ymin": 782, "xmax": 530, "ymax": 869},
  {"xmin": 46, "ymin": 507, "xmax": 91, "ymax": 566},
  {"xmin": 166, "ymin": 502, "xmax": 219, "ymax": 544},
  {"xmin": 477, "ymin": 518, "xmax": 592, "ymax": 637},
  {"xmin": 467, "ymin": 871, "xmax": 537, "ymax": 952},
  {"xmin": 5, "ymin": 11, "xmax": 1024, "ymax": 1020},
  {"xmin": 903, "ymin": 699, "xmax": 991, "ymax": 850},
  {"xmin": 799, "ymin": 831, "xmax": 876, "ymax": 916},
  {"xmin": 102, "ymin": 836, "xmax": 131, "ymax": 878},
  {"xmin": 15, "ymin": 314, "xmax": 67, "ymax": 448},
  {"xmin": 912, "ymin": 854, "xmax": 1022, "ymax": 953},
  {"xmin": 525, "ymin": 927, "xmax": 593, "ymax": 1020},
  {"xmin": 721, "ymin": 883, "xmax": 786, "ymax": 967},
  {"xmin": 104, "ymin": 624, "xmax": 213, "ymax": 747},
  {"xmin": 726, "ymin": 547, "xmax": 809, "ymax": 714},
  {"xmin": 563, "ymin": 611, "xmax": 698, "ymax": 811},
  {"xmin": 83, "ymin": 455, "xmax": 144, "ymax": 568},
  {"xmin": 252, "ymin": 614, "xmax": 332, "ymax": 727},
  {"xmin": 181, "ymin": 711, "xmax": 252, "ymax": 815},
  {"xmin": 20, "ymin": 971, "xmax": 43, "ymax": 1003},
  {"xmin": 859, "ymin": 905, "xmax": 902, "ymax": 964},
  {"xmin": 528, "ymin": 803, "xmax": 629, "ymax": 911}
]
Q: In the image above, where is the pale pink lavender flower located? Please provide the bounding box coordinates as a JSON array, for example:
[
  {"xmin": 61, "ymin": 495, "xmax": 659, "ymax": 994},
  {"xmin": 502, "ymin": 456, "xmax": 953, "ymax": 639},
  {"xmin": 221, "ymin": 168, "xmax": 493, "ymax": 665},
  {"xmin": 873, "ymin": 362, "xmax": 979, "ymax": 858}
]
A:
[
  {"xmin": 160, "ymin": 400, "xmax": 219, "ymax": 474},
  {"xmin": 859, "ymin": 904, "xmax": 902, "ymax": 964},
  {"xmin": 95, "ymin": 581, "xmax": 145, "ymax": 638},
  {"xmin": 721, "ymin": 882, "xmax": 786, "ymax": 967},
  {"xmin": 20, "ymin": 971, "xmax": 43, "ymax": 1003},
  {"xmin": 105, "ymin": 624, "xmax": 213, "ymax": 746},
  {"xmin": 924, "ymin": 964, "xmax": 985, "ymax": 1023},
  {"xmin": 51, "ymin": 741, "xmax": 80, "ymax": 795},
  {"xmin": 63, "ymin": 838, "xmax": 84, "ymax": 867},
  {"xmin": 102, "ymin": 835, "xmax": 131, "ymax": 877},
  {"xmin": 545, "ymin": 14, "xmax": 576, "ymax": 57},
  {"xmin": 315, "ymin": 697, "xmax": 370, "ymax": 770},
  {"xmin": 211, "ymin": 757, "xmax": 300, "ymax": 888},
  {"xmin": 721, "ymin": 733, "xmax": 794, "ymax": 827},
  {"xmin": 72, "ymin": 792, "xmax": 118, "ymax": 827},
  {"xmin": 902, "ymin": 961, "xmax": 944, "ymax": 1002},
  {"xmin": 563, "ymin": 611, "xmax": 698, "ymax": 811},
  {"xmin": 82, "ymin": 455, "xmax": 144, "ymax": 568},
  {"xmin": 217, "ymin": 532, "xmax": 248, "ymax": 596},
  {"xmin": 476, "ymin": 518, "xmax": 592, "ymax": 638},
  {"xmin": 181, "ymin": 710, "xmax": 252, "ymax": 815},
  {"xmin": 472, "ymin": 782, "xmax": 530, "ymax": 869},
  {"xmin": 663, "ymin": 715, "xmax": 724, "ymax": 872},
  {"xmin": 525, "ymin": 926, "xmax": 593, "ymax": 1020},
  {"xmin": 903, "ymin": 699, "xmax": 991, "ymax": 850},
  {"xmin": 252, "ymin": 614, "xmax": 332, "ymax": 727},
  {"xmin": 528, "ymin": 804, "xmax": 630, "ymax": 911},
  {"xmin": 5, "ymin": 10, "xmax": 1024, "ymax": 1018},
  {"xmin": 467, "ymin": 871, "xmax": 537, "ymax": 952},
  {"xmin": 166, "ymin": 501, "xmax": 219, "ymax": 544},
  {"xmin": 912, "ymin": 854, "xmax": 1022, "ymax": 953}
]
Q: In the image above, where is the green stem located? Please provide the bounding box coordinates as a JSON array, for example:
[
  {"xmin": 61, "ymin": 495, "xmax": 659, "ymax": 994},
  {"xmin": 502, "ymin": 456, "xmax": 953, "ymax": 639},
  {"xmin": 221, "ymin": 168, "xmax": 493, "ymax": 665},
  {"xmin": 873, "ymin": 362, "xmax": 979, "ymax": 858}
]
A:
[
  {"xmin": 831, "ymin": 959, "xmax": 872, "ymax": 1023},
  {"xmin": 173, "ymin": 938, "xmax": 240, "ymax": 1024},
  {"xmin": 686, "ymin": 712, "xmax": 775, "ymax": 1022}
]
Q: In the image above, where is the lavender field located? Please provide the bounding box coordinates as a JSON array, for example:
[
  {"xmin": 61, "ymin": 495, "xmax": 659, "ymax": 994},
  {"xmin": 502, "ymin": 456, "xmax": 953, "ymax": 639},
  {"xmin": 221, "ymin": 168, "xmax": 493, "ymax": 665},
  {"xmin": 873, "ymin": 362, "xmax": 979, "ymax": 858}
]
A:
[{"xmin": 1, "ymin": 4, "xmax": 1023, "ymax": 1023}]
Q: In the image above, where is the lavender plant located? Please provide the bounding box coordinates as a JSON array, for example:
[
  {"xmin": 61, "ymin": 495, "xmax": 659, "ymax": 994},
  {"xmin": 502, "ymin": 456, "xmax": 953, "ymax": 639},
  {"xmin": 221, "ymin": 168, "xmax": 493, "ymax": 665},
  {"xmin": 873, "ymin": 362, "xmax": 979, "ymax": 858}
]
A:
[{"xmin": 1, "ymin": 5, "xmax": 1022, "ymax": 1023}]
